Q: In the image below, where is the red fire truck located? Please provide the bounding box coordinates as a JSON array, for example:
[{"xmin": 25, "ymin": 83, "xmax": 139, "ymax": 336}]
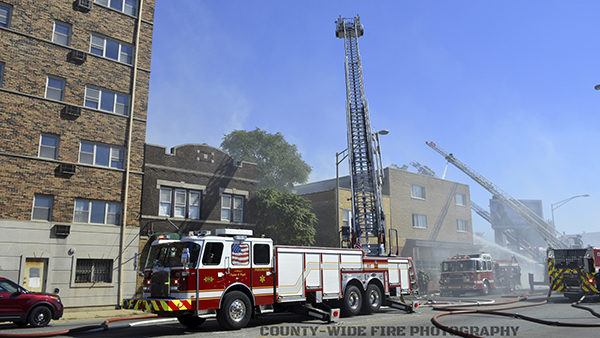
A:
[
  {"xmin": 123, "ymin": 229, "xmax": 419, "ymax": 330},
  {"xmin": 439, "ymin": 253, "xmax": 520, "ymax": 296}
]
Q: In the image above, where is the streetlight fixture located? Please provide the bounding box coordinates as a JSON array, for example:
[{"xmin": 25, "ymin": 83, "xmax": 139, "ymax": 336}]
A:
[{"xmin": 551, "ymin": 194, "xmax": 590, "ymax": 228}]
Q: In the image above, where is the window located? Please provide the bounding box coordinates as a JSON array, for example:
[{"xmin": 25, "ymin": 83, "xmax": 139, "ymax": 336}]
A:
[
  {"xmin": 45, "ymin": 76, "xmax": 65, "ymax": 101},
  {"xmin": 253, "ymin": 244, "xmax": 270, "ymax": 265},
  {"xmin": 411, "ymin": 184, "xmax": 426, "ymax": 199},
  {"xmin": 75, "ymin": 259, "xmax": 112, "ymax": 283},
  {"xmin": 457, "ymin": 219, "xmax": 468, "ymax": 232},
  {"xmin": 95, "ymin": 0, "xmax": 138, "ymax": 16},
  {"xmin": 89, "ymin": 34, "xmax": 133, "ymax": 64},
  {"xmin": 221, "ymin": 194, "xmax": 244, "ymax": 222},
  {"xmin": 0, "ymin": 3, "xmax": 11, "ymax": 28},
  {"xmin": 74, "ymin": 199, "xmax": 121, "ymax": 225},
  {"xmin": 412, "ymin": 214, "xmax": 427, "ymax": 228},
  {"xmin": 32, "ymin": 195, "xmax": 53, "ymax": 221},
  {"xmin": 342, "ymin": 209, "xmax": 351, "ymax": 227},
  {"xmin": 231, "ymin": 243, "xmax": 249, "ymax": 266},
  {"xmin": 456, "ymin": 193, "xmax": 466, "ymax": 206},
  {"xmin": 158, "ymin": 187, "xmax": 202, "ymax": 219},
  {"xmin": 84, "ymin": 86, "xmax": 130, "ymax": 115},
  {"xmin": 0, "ymin": 62, "xmax": 4, "ymax": 87},
  {"xmin": 38, "ymin": 134, "xmax": 59, "ymax": 159},
  {"xmin": 52, "ymin": 21, "xmax": 71, "ymax": 46},
  {"xmin": 79, "ymin": 141, "xmax": 124, "ymax": 168},
  {"xmin": 202, "ymin": 242, "xmax": 223, "ymax": 266}
]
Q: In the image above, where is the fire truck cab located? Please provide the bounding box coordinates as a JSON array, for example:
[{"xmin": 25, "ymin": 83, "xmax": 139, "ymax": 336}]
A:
[
  {"xmin": 439, "ymin": 253, "xmax": 495, "ymax": 296},
  {"xmin": 124, "ymin": 229, "xmax": 418, "ymax": 330}
]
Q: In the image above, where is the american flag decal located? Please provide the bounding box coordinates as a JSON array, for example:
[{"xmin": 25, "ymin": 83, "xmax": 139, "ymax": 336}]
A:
[{"xmin": 232, "ymin": 243, "xmax": 249, "ymax": 265}]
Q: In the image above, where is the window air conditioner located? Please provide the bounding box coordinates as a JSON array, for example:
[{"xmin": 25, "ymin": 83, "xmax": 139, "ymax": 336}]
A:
[
  {"xmin": 73, "ymin": 0, "xmax": 92, "ymax": 12},
  {"xmin": 54, "ymin": 224, "xmax": 71, "ymax": 237},
  {"xmin": 58, "ymin": 163, "xmax": 77, "ymax": 175},
  {"xmin": 67, "ymin": 50, "xmax": 87, "ymax": 65},
  {"xmin": 62, "ymin": 105, "xmax": 81, "ymax": 119}
]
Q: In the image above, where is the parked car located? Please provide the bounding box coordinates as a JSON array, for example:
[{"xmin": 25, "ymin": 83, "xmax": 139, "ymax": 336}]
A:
[{"xmin": 0, "ymin": 277, "xmax": 63, "ymax": 327}]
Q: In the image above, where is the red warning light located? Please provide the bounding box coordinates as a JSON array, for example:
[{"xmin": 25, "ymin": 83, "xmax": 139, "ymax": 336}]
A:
[{"xmin": 334, "ymin": 311, "xmax": 339, "ymax": 317}]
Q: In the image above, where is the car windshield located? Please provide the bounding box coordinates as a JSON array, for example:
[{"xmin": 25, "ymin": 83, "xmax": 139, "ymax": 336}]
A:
[
  {"xmin": 442, "ymin": 260, "xmax": 475, "ymax": 272},
  {"xmin": 145, "ymin": 242, "xmax": 202, "ymax": 269}
]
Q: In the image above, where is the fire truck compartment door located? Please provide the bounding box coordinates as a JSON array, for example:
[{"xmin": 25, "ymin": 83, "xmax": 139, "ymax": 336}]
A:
[
  {"xmin": 305, "ymin": 253, "xmax": 321, "ymax": 288},
  {"xmin": 322, "ymin": 253, "xmax": 341, "ymax": 295},
  {"xmin": 277, "ymin": 252, "xmax": 304, "ymax": 298},
  {"xmin": 388, "ymin": 263, "xmax": 400, "ymax": 284},
  {"xmin": 399, "ymin": 262, "xmax": 410, "ymax": 290}
]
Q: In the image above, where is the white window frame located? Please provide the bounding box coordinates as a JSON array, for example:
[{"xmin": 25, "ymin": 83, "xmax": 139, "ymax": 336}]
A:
[
  {"xmin": 221, "ymin": 194, "xmax": 244, "ymax": 222},
  {"xmin": 78, "ymin": 141, "xmax": 125, "ymax": 169},
  {"xmin": 84, "ymin": 85, "xmax": 130, "ymax": 115},
  {"xmin": 412, "ymin": 214, "xmax": 427, "ymax": 229},
  {"xmin": 52, "ymin": 21, "xmax": 71, "ymax": 46},
  {"xmin": 456, "ymin": 193, "xmax": 466, "ymax": 206},
  {"xmin": 89, "ymin": 33, "xmax": 133, "ymax": 64},
  {"xmin": 410, "ymin": 184, "xmax": 426, "ymax": 200},
  {"xmin": 74, "ymin": 259, "xmax": 113, "ymax": 284},
  {"xmin": 38, "ymin": 134, "xmax": 59, "ymax": 160},
  {"xmin": 45, "ymin": 76, "xmax": 65, "ymax": 101},
  {"xmin": 457, "ymin": 219, "xmax": 468, "ymax": 232},
  {"xmin": 94, "ymin": 0, "xmax": 138, "ymax": 16},
  {"xmin": 158, "ymin": 187, "xmax": 202, "ymax": 219},
  {"xmin": 73, "ymin": 199, "xmax": 122, "ymax": 225},
  {"xmin": 342, "ymin": 209, "xmax": 351, "ymax": 227},
  {"xmin": 32, "ymin": 195, "xmax": 53, "ymax": 221},
  {"xmin": 0, "ymin": 3, "xmax": 11, "ymax": 28}
]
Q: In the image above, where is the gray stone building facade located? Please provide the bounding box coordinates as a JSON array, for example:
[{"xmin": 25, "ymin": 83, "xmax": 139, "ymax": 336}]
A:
[{"xmin": 0, "ymin": 0, "xmax": 154, "ymax": 307}]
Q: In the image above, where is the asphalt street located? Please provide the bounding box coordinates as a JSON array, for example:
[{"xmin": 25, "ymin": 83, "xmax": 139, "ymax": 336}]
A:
[{"xmin": 2, "ymin": 292, "xmax": 600, "ymax": 337}]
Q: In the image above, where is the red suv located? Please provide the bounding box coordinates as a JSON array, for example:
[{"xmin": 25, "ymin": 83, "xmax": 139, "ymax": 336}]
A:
[{"xmin": 0, "ymin": 277, "xmax": 63, "ymax": 327}]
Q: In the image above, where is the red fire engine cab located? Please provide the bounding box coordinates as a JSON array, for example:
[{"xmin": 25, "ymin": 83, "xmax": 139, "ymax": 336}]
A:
[
  {"xmin": 123, "ymin": 229, "xmax": 418, "ymax": 330},
  {"xmin": 440, "ymin": 253, "xmax": 497, "ymax": 296}
]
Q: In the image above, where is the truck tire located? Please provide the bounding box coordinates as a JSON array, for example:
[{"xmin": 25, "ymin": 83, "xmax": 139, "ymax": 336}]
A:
[
  {"xmin": 177, "ymin": 314, "xmax": 206, "ymax": 328},
  {"xmin": 341, "ymin": 285, "xmax": 363, "ymax": 317},
  {"xmin": 361, "ymin": 284, "xmax": 382, "ymax": 314},
  {"xmin": 216, "ymin": 291, "xmax": 251, "ymax": 330},
  {"xmin": 28, "ymin": 306, "xmax": 52, "ymax": 328}
]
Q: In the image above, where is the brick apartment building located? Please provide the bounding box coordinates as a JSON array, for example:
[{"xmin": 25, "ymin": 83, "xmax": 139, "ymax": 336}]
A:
[
  {"xmin": 296, "ymin": 167, "xmax": 476, "ymax": 290},
  {"xmin": 0, "ymin": 0, "xmax": 154, "ymax": 307}
]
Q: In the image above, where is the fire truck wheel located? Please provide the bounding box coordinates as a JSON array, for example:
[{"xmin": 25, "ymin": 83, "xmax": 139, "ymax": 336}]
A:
[
  {"xmin": 341, "ymin": 285, "xmax": 363, "ymax": 317},
  {"xmin": 361, "ymin": 284, "xmax": 382, "ymax": 314},
  {"xmin": 217, "ymin": 291, "xmax": 252, "ymax": 330},
  {"xmin": 177, "ymin": 314, "xmax": 206, "ymax": 328},
  {"xmin": 481, "ymin": 281, "xmax": 490, "ymax": 296}
]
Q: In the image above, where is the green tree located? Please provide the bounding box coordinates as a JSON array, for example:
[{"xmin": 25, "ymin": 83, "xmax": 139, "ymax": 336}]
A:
[
  {"xmin": 221, "ymin": 128, "xmax": 311, "ymax": 191},
  {"xmin": 249, "ymin": 188, "xmax": 316, "ymax": 246}
]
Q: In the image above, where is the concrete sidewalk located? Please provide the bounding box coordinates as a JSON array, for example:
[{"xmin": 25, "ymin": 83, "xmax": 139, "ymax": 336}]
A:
[{"xmin": 61, "ymin": 307, "xmax": 151, "ymax": 321}]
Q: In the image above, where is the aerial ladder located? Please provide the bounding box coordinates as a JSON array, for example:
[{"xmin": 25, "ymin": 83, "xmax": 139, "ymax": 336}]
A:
[
  {"xmin": 426, "ymin": 141, "xmax": 568, "ymax": 250},
  {"xmin": 336, "ymin": 15, "xmax": 386, "ymax": 256}
]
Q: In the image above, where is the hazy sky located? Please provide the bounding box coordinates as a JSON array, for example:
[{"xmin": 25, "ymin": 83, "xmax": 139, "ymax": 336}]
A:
[{"xmin": 146, "ymin": 1, "xmax": 599, "ymax": 239}]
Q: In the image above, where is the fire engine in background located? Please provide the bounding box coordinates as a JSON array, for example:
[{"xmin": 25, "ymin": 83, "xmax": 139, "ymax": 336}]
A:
[
  {"xmin": 439, "ymin": 254, "xmax": 521, "ymax": 297},
  {"xmin": 123, "ymin": 229, "xmax": 419, "ymax": 330},
  {"xmin": 548, "ymin": 247, "xmax": 600, "ymax": 301}
]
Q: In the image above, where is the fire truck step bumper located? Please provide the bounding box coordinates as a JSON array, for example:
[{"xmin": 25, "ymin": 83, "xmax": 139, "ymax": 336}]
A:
[
  {"xmin": 294, "ymin": 305, "xmax": 340, "ymax": 323},
  {"xmin": 123, "ymin": 298, "xmax": 194, "ymax": 312}
]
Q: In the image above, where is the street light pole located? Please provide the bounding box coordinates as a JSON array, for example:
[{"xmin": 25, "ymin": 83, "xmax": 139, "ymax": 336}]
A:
[{"xmin": 551, "ymin": 194, "xmax": 590, "ymax": 228}]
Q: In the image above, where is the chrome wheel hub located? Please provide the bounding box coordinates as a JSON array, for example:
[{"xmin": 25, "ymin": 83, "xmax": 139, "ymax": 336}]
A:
[
  {"xmin": 229, "ymin": 299, "xmax": 246, "ymax": 322},
  {"xmin": 348, "ymin": 291, "xmax": 359, "ymax": 310}
]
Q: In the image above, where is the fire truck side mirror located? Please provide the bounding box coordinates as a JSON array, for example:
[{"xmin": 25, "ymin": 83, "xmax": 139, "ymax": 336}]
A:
[{"xmin": 181, "ymin": 248, "xmax": 190, "ymax": 268}]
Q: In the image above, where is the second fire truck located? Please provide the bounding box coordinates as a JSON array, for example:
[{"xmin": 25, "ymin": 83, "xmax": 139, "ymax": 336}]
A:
[
  {"xmin": 548, "ymin": 247, "xmax": 600, "ymax": 301},
  {"xmin": 123, "ymin": 229, "xmax": 418, "ymax": 330},
  {"xmin": 439, "ymin": 253, "xmax": 521, "ymax": 296}
]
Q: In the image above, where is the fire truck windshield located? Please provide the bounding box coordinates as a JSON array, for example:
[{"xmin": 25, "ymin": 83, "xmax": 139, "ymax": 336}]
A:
[
  {"xmin": 146, "ymin": 242, "xmax": 202, "ymax": 269},
  {"xmin": 442, "ymin": 260, "xmax": 475, "ymax": 272}
]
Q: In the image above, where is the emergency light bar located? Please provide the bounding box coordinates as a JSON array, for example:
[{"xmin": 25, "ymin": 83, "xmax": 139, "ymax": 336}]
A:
[{"xmin": 215, "ymin": 229, "xmax": 253, "ymax": 237}]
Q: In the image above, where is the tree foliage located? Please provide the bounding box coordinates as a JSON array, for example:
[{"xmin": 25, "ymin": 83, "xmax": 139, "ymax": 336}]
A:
[
  {"xmin": 249, "ymin": 188, "xmax": 316, "ymax": 246},
  {"xmin": 221, "ymin": 128, "xmax": 311, "ymax": 191}
]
